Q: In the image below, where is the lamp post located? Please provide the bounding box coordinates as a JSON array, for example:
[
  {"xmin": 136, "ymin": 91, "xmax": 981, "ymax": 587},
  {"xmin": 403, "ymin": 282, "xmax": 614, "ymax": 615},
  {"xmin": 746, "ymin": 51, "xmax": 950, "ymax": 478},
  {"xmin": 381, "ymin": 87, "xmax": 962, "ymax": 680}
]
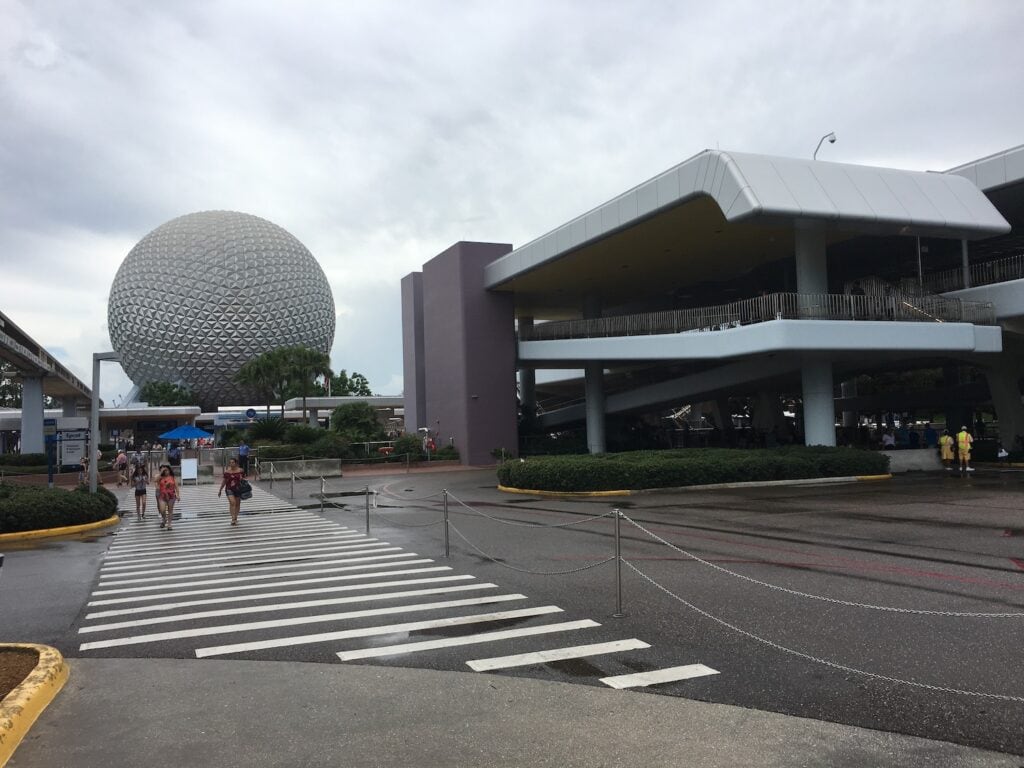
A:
[{"xmin": 813, "ymin": 131, "xmax": 837, "ymax": 160}]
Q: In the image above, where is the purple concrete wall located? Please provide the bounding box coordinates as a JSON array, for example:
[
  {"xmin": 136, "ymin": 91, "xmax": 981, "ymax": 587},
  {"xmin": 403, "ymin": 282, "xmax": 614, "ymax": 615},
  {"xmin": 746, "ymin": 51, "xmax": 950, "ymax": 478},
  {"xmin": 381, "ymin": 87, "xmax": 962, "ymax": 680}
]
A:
[
  {"xmin": 400, "ymin": 272, "xmax": 426, "ymax": 433},
  {"xmin": 421, "ymin": 242, "xmax": 516, "ymax": 465}
]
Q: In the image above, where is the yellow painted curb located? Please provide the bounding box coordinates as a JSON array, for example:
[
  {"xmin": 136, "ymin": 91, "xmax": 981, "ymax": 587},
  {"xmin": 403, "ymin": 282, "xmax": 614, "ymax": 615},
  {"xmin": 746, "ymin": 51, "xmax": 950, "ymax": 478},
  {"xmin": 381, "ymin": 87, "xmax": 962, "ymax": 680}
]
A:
[
  {"xmin": 855, "ymin": 474, "xmax": 893, "ymax": 481},
  {"xmin": 0, "ymin": 514, "xmax": 120, "ymax": 543},
  {"xmin": 0, "ymin": 644, "xmax": 69, "ymax": 767},
  {"xmin": 497, "ymin": 484, "xmax": 632, "ymax": 498}
]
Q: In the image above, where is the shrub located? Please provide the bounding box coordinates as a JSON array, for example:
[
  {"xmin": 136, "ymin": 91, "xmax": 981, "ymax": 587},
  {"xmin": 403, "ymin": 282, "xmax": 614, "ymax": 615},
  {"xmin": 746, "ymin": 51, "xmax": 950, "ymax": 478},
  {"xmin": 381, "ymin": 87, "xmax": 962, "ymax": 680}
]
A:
[
  {"xmin": 309, "ymin": 433, "xmax": 353, "ymax": 459},
  {"xmin": 497, "ymin": 447, "xmax": 889, "ymax": 492},
  {"xmin": 392, "ymin": 434, "xmax": 422, "ymax": 459},
  {"xmin": 330, "ymin": 403, "xmax": 387, "ymax": 442},
  {"xmin": 256, "ymin": 444, "xmax": 305, "ymax": 460},
  {"xmin": 250, "ymin": 418, "xmax": 288, "ymax": 441},
  {"xmin": 0, "ymin": 483, "xmax": 116, "ymax": 533},
  {"xmin": 285, "ymin": 424, "xmax": 324, "ymax": 445},
  {"xmin": 433, "ymin": 446, "xmax": 459, "ymax": 461},
  {"xmin": 0, "ymin": 453, "xmax": 48, "ymax": 467}
]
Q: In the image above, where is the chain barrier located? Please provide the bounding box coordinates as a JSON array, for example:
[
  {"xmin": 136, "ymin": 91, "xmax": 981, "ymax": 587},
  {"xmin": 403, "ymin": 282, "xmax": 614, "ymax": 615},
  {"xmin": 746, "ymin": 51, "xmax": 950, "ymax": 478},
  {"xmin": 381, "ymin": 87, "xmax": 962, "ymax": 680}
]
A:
[
  {"xmin": 446, "ymin": 520, "xmax": 615, "ymax": 576},
  {"xmin": 316, "ymin": 481, "xmax": 445, "ymax": 528},
  {"xmin": 619, "ymin": 512, "xmax": 1024, "ymax": 619},
  {"xmin": 621, "ymin": 558, "xmax": 1024, "ymax": 703},
  {"xmin": 446, "ymin": 490, "xmax": 617, "ymax": 529}
]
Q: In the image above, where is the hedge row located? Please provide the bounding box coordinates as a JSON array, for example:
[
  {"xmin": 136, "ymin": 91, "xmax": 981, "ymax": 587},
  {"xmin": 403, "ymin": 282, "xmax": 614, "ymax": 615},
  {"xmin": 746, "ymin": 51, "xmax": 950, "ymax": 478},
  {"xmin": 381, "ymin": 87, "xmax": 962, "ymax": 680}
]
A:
[
  {"xmin": 0, "ymin": 453, "xmax": 48, "ymax": 467},
  {"xmin": 496, "ymin": 446, "xmax": 890, "ymax": 492},
  {"xmin": 0, "ymin": 484, "xmax": 118, "ymax": 534}
]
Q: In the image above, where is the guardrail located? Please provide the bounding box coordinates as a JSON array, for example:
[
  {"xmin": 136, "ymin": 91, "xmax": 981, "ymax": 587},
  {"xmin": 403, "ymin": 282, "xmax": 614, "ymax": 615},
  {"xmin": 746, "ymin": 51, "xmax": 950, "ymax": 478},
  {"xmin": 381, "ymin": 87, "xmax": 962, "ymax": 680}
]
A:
[
  {"xmin": 519, "ymin": 291, "xmax": 995, "ymax": 341},
  {"xmin": 921, "ymin": 252, "xmax": 1024, "ymax": 294}
]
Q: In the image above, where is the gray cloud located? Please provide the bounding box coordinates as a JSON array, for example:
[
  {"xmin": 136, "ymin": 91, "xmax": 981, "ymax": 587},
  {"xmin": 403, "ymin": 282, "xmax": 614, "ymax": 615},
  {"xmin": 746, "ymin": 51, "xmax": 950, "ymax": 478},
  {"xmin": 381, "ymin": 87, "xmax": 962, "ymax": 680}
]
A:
[{"xmin": 1, "ymin": 0, "xmax": 1022, "ymax": 403}]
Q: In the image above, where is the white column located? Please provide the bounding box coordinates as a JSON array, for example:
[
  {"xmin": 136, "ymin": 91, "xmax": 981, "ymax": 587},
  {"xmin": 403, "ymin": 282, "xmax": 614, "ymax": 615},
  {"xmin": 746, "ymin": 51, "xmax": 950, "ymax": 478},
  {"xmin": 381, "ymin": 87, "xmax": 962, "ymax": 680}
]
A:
[
  {"xmin": 20, "ymin": 375, "xmax": 45, "ymax": 454},
  {"xmin": 795, "ymin": 221, "xmax": 835, "ymax": 446},
  {"xmin": 308, "ymin": 407, "xmax": 319, "ymax": 427},
  {"xmin": 62, "ymin": 397, "xmax": 79, "ymax": 417},
  {"xmin": 582, "ymin": 298, "xmax": 605, "ymax": 454},
  {"xmin": 802, "ymin": 360, "xmax": 836, "ymax": 446},
  {"xmin": 585, "ymin": 362, "xmax": 606, "ymax": 454}
]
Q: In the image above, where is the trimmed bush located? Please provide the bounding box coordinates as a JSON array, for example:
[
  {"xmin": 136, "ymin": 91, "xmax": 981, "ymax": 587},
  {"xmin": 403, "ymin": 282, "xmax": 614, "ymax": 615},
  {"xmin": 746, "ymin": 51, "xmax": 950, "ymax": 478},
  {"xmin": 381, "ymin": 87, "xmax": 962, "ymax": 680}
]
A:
[
  {"xmin": 0, "ymin": 483, "xmax": 117, "ymax": 533},
  {"xmin": 497, "ymin": 447, "xmax": 889, "ymax": 492},
  {"xmin": 392, "ymin": 434, "xmax": 421, "ymax": 459},
  {"xmin": 0, "ymin": 453, "xmax": 48, "ymax": 467},
  {"xmin": 285, "ymin": 424, "xmax": 325, "ymax": 445}
]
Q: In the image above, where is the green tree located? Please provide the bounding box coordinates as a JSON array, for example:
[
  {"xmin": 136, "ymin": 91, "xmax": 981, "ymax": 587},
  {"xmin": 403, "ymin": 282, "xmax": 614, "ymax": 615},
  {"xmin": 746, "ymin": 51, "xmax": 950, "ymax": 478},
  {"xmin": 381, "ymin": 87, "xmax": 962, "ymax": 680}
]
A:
[
  {"xmin": 284, "ymin": 346, "xmax": 333, "ymax": 423},
  {"xmin": 330, "ymin": 402, "xmax": 387, "ymax": 443},
  {"xmin": 330, "ymin": 369, "xmax": 373, "ymax": 396},
  {"xmin": 139, "ymin": 381, "xmax": 197, "ymax": 406},
  {"xmin": 1, "ymin": 363, "xmax": 59, "ymax": 408},
  {"xmin": 235, "ymin": 352, "xmax": 283, "ymax": 416}
]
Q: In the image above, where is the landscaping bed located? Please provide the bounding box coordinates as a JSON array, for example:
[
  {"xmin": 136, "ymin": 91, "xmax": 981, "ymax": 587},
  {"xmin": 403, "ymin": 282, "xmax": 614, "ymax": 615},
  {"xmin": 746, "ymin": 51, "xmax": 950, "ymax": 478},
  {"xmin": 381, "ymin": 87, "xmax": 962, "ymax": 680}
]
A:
[
  {"xmin": 0, "ymin": 647, "xmax": 38, "ymax": 700},
  {"xmin": 0, "ymin": 483, "xmax": 119, "ymax": 534},
  {"xmin": 497, "ymin": 446, "xmax": 890, "ymax": 492}
]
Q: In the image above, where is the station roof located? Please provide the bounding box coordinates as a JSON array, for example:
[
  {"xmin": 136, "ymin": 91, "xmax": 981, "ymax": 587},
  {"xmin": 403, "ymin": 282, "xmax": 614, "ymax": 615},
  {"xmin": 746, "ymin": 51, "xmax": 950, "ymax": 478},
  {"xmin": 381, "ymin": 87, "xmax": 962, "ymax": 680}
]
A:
[{"xmin": 484, "ymin": 150, "xmax": 1010, "ymax": 315}]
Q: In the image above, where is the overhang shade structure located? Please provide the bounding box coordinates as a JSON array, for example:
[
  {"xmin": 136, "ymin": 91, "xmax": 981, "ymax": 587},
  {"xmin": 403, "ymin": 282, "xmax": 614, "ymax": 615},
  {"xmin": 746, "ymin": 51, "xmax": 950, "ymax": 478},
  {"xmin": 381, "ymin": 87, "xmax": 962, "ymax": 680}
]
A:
[{"xmin": 484, "ymin": 150, "xmax": 1009, "ymax": 310}]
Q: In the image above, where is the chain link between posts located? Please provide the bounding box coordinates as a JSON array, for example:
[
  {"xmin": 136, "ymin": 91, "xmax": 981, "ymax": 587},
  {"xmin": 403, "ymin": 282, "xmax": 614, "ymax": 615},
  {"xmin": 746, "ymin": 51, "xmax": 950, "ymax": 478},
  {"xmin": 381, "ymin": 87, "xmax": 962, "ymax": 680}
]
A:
[
  {"xmin": 621, "ymin": 558, "xmax": 1024, "ymax": 703},
  {"xmin": 619, "ymin": 512, "xmax": 1024, "ymax": 618},
  {"xmin": 445, "ymin": 490, "xmax": 617, "ymax": 528},
  {"xmin": 446, "ymin": 520, "xmax": 616, "ymax": 576}
]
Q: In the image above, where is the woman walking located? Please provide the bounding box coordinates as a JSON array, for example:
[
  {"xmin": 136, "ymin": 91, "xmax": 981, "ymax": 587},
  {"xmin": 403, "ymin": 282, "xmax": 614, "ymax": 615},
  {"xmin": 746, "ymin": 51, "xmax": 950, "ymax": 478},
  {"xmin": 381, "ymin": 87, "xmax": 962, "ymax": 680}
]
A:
[
  {"xmin": 131, "ymin": 464, "xmax": 149, "ymax": 521},
  {"xmin": 156, "ymin": 464, "xmax": 180, "ymax": 530},
  {"xmin": 218, "ymin": 457, "xmax": 245, "ymax": 526}
]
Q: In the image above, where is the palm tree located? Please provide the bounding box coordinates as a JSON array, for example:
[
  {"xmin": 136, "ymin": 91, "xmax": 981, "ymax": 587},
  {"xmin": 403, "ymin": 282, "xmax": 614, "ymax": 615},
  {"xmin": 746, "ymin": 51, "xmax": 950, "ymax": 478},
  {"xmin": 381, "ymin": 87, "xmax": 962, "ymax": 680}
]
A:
[
  {"xmin": 235, "ymin": 351, "xmax": 286, "ymax": 417},
  {"xmin": 285, "ymin": 346, "xmax": 333, "ymax": 424}
]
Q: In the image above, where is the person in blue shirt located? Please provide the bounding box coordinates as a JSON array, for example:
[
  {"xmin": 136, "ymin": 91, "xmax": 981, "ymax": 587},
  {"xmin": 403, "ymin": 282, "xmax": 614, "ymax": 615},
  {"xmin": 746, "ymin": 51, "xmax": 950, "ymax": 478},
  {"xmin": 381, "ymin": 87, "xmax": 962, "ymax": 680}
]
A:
[
  {"xmin": 237, "ymin": 440, "xmax": 250, "ymax": 477},
  {"xmin": 923, "ymin": 423, "xmax": 938, "ymax": 448}
]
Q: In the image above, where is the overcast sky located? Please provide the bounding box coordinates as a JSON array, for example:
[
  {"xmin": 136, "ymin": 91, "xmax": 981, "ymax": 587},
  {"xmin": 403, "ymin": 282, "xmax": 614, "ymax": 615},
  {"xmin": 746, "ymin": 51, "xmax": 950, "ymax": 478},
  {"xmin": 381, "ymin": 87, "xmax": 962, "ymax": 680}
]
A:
[{"xmin": 2, "ymin": 0, "xmax": 1022, "ymax": 405}]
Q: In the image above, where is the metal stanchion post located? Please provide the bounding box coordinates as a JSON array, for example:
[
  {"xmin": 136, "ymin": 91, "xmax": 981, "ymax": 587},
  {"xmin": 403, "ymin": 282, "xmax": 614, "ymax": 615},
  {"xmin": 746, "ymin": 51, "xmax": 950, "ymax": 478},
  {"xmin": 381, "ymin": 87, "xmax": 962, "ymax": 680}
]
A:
[
  {"xmin": 613, "ymin": 508, "xmax": 624, "ymax": 618},
  {"xmin": 290, "ymin": 472, "xmax": 295, "ymax": 499},
  {"xmin": 269, "ymin": 462, "xmax": 274, "ymax": 490},
  {"xmin": 364, "ymin": 485, "xmax": 371, "ymax": 535},
  {"xmin": 443, "ymin": 488, "xmax": 450, "ymax": 558},
  {"xmin": 320, "ymin": 476, "xmax": 325, "ymax": 514}
]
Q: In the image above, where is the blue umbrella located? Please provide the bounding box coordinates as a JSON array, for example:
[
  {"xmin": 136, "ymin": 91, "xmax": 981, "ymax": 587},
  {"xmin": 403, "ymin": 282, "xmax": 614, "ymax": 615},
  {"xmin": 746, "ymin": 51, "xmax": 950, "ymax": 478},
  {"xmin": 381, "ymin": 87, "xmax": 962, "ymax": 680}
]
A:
[{"xmin": 159, "ymin": 425, "xmax": 213, "ymax": 440}]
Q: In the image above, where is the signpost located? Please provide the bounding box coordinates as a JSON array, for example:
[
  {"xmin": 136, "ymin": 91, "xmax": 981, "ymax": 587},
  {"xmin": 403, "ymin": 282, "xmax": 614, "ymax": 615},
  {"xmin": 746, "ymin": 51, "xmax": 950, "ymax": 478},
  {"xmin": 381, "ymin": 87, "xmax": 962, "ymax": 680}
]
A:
[{"xmin": 43, "ymin": 419, "xmax": 57, "ymax": 488}]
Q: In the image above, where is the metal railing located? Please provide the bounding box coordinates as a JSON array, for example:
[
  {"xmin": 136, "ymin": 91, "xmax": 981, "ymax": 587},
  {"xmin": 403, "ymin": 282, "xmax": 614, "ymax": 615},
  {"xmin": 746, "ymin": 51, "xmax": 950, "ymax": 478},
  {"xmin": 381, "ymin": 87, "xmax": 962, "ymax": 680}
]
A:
[
  {"xmin": 921, "ymin": 252, "xmax": 1024, "ymax": 294},
  {"xmin": 519, "ymin": 291, "xmax": 996, "ymax": 341}
]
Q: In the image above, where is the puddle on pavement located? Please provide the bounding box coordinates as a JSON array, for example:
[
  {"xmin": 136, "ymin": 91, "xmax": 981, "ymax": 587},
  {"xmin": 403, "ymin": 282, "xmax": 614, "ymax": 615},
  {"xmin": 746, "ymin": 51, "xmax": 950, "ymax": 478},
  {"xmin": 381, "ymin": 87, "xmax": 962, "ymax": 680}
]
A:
[
  {"xmin": 546, "ymin": 658, "xmax": 606, "ymax": 677},
  {"xmin": 617, "ymin": 658, "xmax": 655, "ymax": 674},
  {"xmin": 408, "ymin": 615, "xmax": 531, "ymax": 637}
]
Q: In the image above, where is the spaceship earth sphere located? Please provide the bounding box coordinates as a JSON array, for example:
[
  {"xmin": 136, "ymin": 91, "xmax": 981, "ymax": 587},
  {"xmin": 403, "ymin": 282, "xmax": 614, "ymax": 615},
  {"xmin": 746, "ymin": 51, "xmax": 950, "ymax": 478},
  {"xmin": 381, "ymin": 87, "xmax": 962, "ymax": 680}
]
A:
[{"xmin": 107, "ymin": 211, "xmax": 336, "ymax": 409}]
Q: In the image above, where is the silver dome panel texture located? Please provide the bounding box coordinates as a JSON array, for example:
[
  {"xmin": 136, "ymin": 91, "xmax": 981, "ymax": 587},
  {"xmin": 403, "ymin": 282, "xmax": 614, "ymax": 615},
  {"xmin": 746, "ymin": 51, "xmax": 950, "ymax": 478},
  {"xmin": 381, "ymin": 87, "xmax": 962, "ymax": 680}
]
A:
[{"xmin": 108, "ymin": 211, "xmax": 335, "ymax": 409}]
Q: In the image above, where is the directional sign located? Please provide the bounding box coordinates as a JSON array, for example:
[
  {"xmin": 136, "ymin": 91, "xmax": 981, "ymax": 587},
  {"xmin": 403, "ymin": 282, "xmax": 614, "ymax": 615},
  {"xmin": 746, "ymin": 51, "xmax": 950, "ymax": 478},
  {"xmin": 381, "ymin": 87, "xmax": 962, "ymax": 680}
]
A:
[
  {"xmin": 245, "ymin": 408, "xmax": 257, "ymax": 418},
  {"xmin": 43, "ymin": 418, "xmax": 57, "ymax": 437}
]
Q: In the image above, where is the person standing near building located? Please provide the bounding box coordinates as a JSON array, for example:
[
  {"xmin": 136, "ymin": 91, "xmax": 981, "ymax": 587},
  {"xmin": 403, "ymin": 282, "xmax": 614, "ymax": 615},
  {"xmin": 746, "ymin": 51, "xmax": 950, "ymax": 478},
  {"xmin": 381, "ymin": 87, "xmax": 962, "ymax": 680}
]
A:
[
  {"xmin": 237, "ymin": 439, "xmax": 250, "ymax": 477},
  {"xmin": 939, "ymin": 429, "xmax": 955, "ymax": 470},
  {"xmin": 956, "ymin": 425, "xmax": 974, "ymax": 475}
]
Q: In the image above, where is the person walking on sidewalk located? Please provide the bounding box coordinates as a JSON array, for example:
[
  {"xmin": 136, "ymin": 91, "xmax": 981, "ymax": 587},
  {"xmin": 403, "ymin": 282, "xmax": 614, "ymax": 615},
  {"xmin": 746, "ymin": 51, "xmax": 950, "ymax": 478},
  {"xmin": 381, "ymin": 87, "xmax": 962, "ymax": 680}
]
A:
[
  {"xmin": 218, "ymin": 457, "xmax": 245, "ymax": 526},
  {"xmin": 956, "ymin": 425, "xmax": 974, "ymax": 475},
  {"xmin": 156, "ymin": 464, "xmax": 180, "ymax": 530},
  {"xmin": 131, "ymin": 464, "xmax": 149, "ymax": 521}
]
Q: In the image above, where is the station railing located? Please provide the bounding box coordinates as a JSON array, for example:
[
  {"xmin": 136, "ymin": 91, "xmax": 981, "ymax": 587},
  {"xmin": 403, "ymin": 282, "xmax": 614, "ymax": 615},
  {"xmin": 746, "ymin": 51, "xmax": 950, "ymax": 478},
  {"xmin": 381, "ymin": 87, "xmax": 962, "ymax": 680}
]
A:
[{"xmin": 518, "ymin": 291, "xmax": 996, "ymax": 342}]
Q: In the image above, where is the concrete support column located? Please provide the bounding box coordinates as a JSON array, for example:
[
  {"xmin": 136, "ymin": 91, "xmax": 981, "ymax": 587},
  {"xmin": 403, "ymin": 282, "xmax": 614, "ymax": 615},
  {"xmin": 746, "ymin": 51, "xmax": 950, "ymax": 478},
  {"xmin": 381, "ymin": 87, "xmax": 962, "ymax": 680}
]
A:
[
  {"xmin": 801, "ymin": 359, "xmax": 836, "ymax": 446},
  {"xmin": 62, "ymin": 397, "xmax": 79, "ymax": 417},
  {"xmin": 584, "ymin": 362, "xmax": 606, "ymax": 454},
  {"xmin": 308, "ymin": 408, "xmax": 319, "ymax": 427},
  {"xmin": 985, "ymin": 360, "xmax": 1024, "ymax": 450},
  {"xmin": 20, "ymin": 375, "xmax": 45, "ymax": 454}
]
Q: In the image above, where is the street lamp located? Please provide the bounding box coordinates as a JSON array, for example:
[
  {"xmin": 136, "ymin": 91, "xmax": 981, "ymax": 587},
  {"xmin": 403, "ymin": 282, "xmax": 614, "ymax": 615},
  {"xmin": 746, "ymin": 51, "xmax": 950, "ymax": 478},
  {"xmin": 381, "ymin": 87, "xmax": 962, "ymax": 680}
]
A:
[{"xmin": 813, "ymin": 131, "xmax": 837, "ymax": 160}]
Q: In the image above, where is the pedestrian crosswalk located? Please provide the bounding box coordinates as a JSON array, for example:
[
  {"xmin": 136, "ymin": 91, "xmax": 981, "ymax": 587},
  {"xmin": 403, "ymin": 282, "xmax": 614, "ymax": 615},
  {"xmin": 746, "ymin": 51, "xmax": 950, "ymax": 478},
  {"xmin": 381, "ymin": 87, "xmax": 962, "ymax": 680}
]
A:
[{"xmin": 86, "ymin": 483, "xmax": 719, "ymax": 690}]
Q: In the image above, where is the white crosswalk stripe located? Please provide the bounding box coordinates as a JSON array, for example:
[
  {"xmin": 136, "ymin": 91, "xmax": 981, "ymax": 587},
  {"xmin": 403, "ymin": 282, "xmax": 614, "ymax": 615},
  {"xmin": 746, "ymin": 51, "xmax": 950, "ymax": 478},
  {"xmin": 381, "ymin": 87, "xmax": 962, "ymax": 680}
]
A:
[{"xmin": 81, "ymin": 483, "xmax": 717, "ymax": 689}]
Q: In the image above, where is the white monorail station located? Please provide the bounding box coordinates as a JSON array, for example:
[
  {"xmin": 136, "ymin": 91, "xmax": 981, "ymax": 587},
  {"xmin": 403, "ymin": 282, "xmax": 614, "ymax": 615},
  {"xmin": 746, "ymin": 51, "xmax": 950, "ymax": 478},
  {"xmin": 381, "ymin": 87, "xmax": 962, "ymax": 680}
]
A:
[{"xmin": 404, "ymin": 145, "xmax": 1024, "ymax": 458}]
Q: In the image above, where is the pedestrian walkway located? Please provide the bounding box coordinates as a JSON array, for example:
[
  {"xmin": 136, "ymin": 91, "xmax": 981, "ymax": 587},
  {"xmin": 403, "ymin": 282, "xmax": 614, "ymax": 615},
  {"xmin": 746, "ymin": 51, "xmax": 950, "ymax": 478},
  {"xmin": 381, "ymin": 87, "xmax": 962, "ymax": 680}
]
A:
[{"xmin": 88, "ymin": 485, "xmax": 716, "ymax": 690}]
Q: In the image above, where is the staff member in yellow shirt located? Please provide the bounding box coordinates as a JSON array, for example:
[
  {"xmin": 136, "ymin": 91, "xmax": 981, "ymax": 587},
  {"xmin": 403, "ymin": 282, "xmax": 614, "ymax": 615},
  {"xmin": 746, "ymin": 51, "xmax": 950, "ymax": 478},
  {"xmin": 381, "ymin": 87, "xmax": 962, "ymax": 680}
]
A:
[
  {"xmin": 938, "ymin": 429, "xmax": 955, "ymax": 470},
  {"xmin": 956, "ymin": 425, "xmax": 974, "ymax": 474}
]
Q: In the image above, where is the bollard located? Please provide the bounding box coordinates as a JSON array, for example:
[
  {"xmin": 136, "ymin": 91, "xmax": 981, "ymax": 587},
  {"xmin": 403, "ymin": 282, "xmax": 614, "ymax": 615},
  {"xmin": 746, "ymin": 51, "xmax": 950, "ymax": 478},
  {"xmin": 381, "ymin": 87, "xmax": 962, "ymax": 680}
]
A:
[
  {"xmin": 290, "ymin": 472, "xmax": 295, "ymax": 499},
  {"xmin": 443, "ymin": 488, "xmax": 450, "ymax": 558},
  {"xmin": 365, "ymin": 485, "xmax": 371, "ymax": 535},
  {"xmin": 320, "ymin": 476, "xmax": 325, "ymax": 514},
  {"xmin": 613, "ymin": 508, "xmax": 624, "ymax": 618},
  {"xmin": 269, "ymin": 462, "xmax": 274, "ymax": 490}
]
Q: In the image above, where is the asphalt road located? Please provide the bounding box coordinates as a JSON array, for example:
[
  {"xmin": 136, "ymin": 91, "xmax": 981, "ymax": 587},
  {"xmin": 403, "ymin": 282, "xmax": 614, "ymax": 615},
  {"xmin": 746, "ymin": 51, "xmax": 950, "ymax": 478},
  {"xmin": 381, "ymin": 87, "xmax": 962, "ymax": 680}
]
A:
[{"xmin": 2, "ymin": 467, "xmax": 1022, "ymax": 757}]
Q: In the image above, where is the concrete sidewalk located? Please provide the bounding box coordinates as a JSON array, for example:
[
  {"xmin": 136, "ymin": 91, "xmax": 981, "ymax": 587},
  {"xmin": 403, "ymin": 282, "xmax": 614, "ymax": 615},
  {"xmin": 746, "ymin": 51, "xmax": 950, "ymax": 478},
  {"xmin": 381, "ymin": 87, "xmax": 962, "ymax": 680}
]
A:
[{"xmin": 11, "ymin": 658, "xmax": 1019, "ymax": 767}]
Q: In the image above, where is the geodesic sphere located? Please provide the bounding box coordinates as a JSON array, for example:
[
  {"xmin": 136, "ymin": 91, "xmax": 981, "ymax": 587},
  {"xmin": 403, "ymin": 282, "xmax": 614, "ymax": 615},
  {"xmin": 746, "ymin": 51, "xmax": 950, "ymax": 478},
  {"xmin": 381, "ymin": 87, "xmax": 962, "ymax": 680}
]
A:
[{"xmin": 107, "ymin": 211, "xmax": 335, "ymax": 409}]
